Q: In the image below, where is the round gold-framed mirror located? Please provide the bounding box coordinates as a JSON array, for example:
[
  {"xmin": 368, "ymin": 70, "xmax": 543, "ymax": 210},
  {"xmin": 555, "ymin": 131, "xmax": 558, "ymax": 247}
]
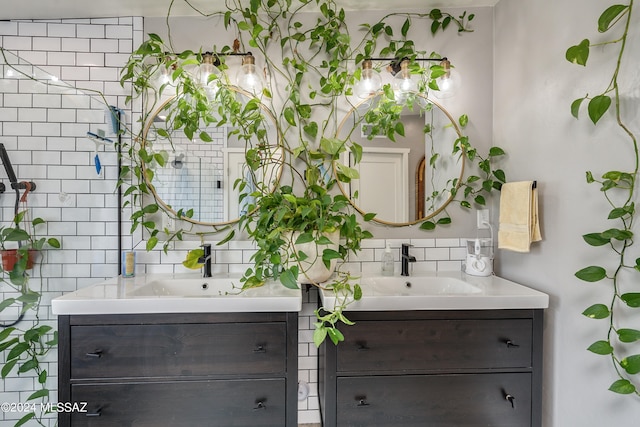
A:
[
  {"xmin": 141, "ymin": 87, "xmax": 283, "ymax": 226},
  {"xmin": 334, "ymin": 93, "xmax": 465, "ymax": 226}
]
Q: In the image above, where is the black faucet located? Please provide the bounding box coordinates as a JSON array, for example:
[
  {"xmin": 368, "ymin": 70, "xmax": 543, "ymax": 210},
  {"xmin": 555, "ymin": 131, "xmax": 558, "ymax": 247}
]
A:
[
  {"xmin": 401, "ymin": 243, "xmax": 416, "ymax": 276},
  {"xmin": 199, "ymin": 244, "xmax": 212, "ymax": 278}
]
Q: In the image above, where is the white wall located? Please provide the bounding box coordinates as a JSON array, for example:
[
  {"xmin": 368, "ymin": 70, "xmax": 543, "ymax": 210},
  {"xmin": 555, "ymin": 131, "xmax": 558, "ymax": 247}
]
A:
[{"xmin": 494, "ymin": 0, "xmax": 640, "ymax": 424}]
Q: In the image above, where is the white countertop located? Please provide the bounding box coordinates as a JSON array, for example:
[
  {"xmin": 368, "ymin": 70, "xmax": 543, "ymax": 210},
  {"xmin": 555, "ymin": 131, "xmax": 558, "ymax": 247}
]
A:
[
  {"xmin": 52, "ymin": 273, "xmax": 303, "ymax": 315},
  {"xmin": 319, "ymin": 271, "xmax": 549, "ymax": 311}
]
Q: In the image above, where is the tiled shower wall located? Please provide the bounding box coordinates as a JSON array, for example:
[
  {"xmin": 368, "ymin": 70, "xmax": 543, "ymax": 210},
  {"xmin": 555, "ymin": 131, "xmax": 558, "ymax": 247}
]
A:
[
  {"xmin": 0, "ymin": 16, "xmax": 468, "ymax": 427},
  {"xmin": 0, "ymin": 17, "xmax": 142, "ymax": 426}
]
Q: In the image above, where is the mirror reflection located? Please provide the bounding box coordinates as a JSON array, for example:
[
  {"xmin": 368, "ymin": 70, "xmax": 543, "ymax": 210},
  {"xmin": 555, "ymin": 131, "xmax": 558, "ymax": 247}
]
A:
[
  {"xmin": 335, "ymin": 94, "xmax": 464, "ymax": 225},
  {"xmin": 142, "ymin": 89, "xmax": 282, "ymax": 225}
]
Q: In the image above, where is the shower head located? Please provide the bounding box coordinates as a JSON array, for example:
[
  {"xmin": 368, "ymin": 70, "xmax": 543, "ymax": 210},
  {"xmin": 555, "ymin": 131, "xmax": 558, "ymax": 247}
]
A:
[{"xmin": 171, "ymin": 153, "xmax": 185, "ymax": 169}]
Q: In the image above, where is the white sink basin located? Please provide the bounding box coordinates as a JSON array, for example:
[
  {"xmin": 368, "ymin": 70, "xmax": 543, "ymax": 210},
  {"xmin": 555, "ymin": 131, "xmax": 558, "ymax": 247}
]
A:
[
  {"xmin": 128, "ymin": 277, "xmax": 246, "ymax": 297},
  {"xmin": 52, "ymin": 273, "xmax": 302, "ymax": 315},
  {"xmin": 319, "ymin": 272, "xmax": 549, "ymax": 311},
  {"xmin": 366, "ymin": 275, "xmax": 482, "ymax": 295}
]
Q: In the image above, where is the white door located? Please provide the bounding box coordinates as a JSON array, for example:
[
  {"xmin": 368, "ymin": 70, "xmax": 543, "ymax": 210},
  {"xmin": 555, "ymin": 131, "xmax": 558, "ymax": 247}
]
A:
[{"xmin": 345, "ymin": 147, "xmax": 409, "ymax": 223}]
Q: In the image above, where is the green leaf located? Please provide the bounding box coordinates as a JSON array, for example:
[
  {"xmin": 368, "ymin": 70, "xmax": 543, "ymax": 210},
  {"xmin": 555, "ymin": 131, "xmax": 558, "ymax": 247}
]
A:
[
  {"xmin": 327, "ymin": 327, "xmax": 345, "ymax": 345},
  {"xmin": 588, "ymin": 95, "xmax": 611, "ymax": 124},
  {"xmin": 621, "ymin": 293, "xmax": 640, "ymax": 308},
  {"xmin": 488, "ymin": 146, "xmax": 505, "ymax": 156},
  {"xmin": 598, "ymin": 4, "xmax": 628, "ymax": 32},
  {"xmin": 419, "ymin": 221, "xmax": 436, "ymax": 230},
  {"xmin": 0, "ymin": 298, "xmax": 16, "ymax": 313},
  {"xmin": 620, "ymin": 354, "xmax": 640, "ymax": 374},
  {"xmin": 565, "ymin": 39, "xmax": 590, "ymax": 66},
  {"xmin": 458, "ymin": 114, "xmax": 468, "ymax": 128},
  {"xmin": 363, "ymin": 213, "xmax": 376, "ymax": 221},
  {"xmin": 182, "ymin": 249, "xmax": 204, "ymax": 269},
  {"xmin": 217, "ymin": 230, "xmax": 235, "ymax": 246},
  {"xmin": 582, "ymin": 233, "xmax": 610, "ymax": 247},
  {"xmin": 313, "ymin": 325, "xmax": 327, "ymax": 347},
  {"xmin": 27, "ymin": 389, "xmax": 49, "ymax": 401},
  {"xmin": 284, "ymin": 107, "xmax": 296, "ymax": 126},
  {"xmin": 7, "ymin": 341, "xmax": 29, "ymax": 360},
  {"xmin": 401, "ymin": 18, "xmax": 410, "ymax": 37},
  {"xmin": 303, "ymin": 121, "xmax": 318, "ymax": 139},
  {"xmin": 587, "ymin": 340, "xmax": 613, "ymax": 355},
  {"xmin": 15, "ymin": 413, "xmax": 35, "ymax": 427},
  {"xmin": 1, "ymin": 358, "xmax": 18, "ymax": 378},
  {"xmin": 575, "ymin": 266, "xmax": 607, "ymax": 282},
  {"xmin": 617, "ymin": 328, "xmax": 640, "ymax": 343},
  {"xmin": 609, "ymin": 379, "xmax": 636, "ymax": 394},
  {"xmin": 0, "ymin": 327, "xmax": 15, "ymax": 342},
  {"xmin": 295, "ymin": 232, "xmax": 314, "ymax": 245},
  {"xmin": 571, "ymin": 97, "xmax": 585, "ymax": 118},
  {"xmin": 353, "ymin": 284, "xmax": 362, "ymax": 300},
  {"xmin": 582, "ymin": 304, "xmax": 610, "ymax": 319},
  {"xmin": 279, "ymin": 269, "xmax": 299, "ymax": 290}
]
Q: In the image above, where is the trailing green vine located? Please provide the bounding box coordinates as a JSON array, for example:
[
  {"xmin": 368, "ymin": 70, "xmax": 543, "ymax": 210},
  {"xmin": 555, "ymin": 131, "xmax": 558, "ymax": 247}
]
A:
[
  {"xmin": 118, "ymin": 0, "xmax": 506, "ymax": 345},
  {"xmin": 567, "ymin": 1, "xmax": 640, "ymax": 396}
]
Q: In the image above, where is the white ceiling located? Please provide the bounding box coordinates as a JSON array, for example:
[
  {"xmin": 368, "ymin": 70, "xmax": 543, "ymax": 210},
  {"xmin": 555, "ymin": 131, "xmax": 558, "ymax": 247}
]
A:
[{"xmin": 1, "ymin": 0, "xmax": 499, "ymax": 20}]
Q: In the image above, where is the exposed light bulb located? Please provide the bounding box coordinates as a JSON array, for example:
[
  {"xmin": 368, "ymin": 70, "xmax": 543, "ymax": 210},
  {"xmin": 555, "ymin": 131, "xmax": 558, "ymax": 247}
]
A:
[
  {"xmin": 433, "ymin": 58, "xmax": 461, "ymax": 99},
  {"xmin": 354, "ymin": 59, "xmax": 382, "ymax": 99},
  {"xmin": 198, "ymin": 52, "xmax": 220, "ymax": 101},
  {"xmin": 392, "ymin": 59, "xmax": 418, "ymax": 103},
  {"xmin": 236, "ymin": 54, "xmax": 264, "ymax": 96}
]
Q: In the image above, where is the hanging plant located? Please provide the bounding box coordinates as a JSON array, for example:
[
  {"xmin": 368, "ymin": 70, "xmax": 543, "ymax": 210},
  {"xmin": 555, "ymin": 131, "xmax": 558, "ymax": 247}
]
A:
[{"xmin": 567, "ymin": 1, "xmax": 640, "ymax": 397}]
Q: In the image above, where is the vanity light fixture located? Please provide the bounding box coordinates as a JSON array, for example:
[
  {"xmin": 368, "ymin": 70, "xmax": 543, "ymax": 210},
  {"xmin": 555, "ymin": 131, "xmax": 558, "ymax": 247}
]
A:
[
  {"xmin": 198, "ymin": 52, "xmax": 220, "ymax": 101},
  {"xmin": 353, "ymin": 56, "xmax": 460, "ymax": 100},
  {"xmin": 236, "ymin": 53, "xmax": 265, "ymax": 96},
  {"xmin": 354, "ymin": 59, "xmax": 383, "ymax": 99},
  {"xmin": 432, "ymin": 58, "xmax": 461, "ymax": 99}
]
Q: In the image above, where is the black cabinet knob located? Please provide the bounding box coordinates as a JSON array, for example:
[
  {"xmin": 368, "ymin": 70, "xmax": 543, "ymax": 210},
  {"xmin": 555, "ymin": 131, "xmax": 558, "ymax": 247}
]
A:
[
  {"xmin": 85, "ymin": 350, "xmax": 103, "ymax": 358},
  {"xmin": 505, "ymin": 394, "xmax": 516, "ymax": 409},
  {"xmin": 85, "ymin": 406, "xmax": 102, "ymax": 417},
  {"xmin": 253, "ymin": 344, "xmax": 266, "ymax": 353},
  {"xmin": 356, "ymin": 396, "xmax": 370, "ymax": 407},
  {"xmin": 356, "ymin": 341, "xmax": 370, "ymax": 351},
  {"xmin": 505, "ymin": 340, "xmax": 520, "ymax": 348},
  {"xmin": 253, "ymin": 400, "xmax": 266, "ymax": 410}
]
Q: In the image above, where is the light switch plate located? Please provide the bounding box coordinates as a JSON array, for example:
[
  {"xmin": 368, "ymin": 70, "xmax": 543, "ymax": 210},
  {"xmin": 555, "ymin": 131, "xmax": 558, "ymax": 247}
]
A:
[{"xmin": 477, "ymin": 209, "xmax": 490, "ymax": 229}]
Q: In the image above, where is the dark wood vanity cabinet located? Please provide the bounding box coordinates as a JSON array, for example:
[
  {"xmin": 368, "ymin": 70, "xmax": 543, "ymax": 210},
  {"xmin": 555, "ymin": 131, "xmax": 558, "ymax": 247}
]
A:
[
  {"xmin": 319, "ymin": 309, "xmax": 543, "ymax": 427},
  {"xmin": 58, "ymin": 312, "xmax": 298, "ymax": 427}
]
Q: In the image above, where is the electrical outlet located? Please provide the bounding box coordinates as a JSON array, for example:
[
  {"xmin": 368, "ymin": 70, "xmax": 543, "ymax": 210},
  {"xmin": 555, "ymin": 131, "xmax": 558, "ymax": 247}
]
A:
[{"xmin": 477, "ymin": 209, "xmax": 490, "ymax": 229}]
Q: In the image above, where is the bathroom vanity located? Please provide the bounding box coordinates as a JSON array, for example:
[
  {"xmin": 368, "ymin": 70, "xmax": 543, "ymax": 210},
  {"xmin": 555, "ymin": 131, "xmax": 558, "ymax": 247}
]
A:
[
  {"xmin": 318, "ymin": 272, "xmax": 548, "ymax": 427},
  {"xmin": 53, "ymin": 274, "xmax": 301, "ymax": 427}
]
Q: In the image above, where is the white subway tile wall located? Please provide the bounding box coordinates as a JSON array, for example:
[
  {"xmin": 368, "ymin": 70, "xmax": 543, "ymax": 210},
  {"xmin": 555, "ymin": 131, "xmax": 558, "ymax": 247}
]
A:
[{"xmin": 0, "ymin": 17, "xmax": 468, "ymax": 427}]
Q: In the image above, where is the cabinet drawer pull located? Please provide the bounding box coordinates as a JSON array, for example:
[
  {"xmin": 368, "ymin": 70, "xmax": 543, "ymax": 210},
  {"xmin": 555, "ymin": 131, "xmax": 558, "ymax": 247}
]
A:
[
  {"xmin": 356, "ymin": 342, "xmax": 370, "ymax": 351},
  {"xmin": 253, "ymin": 344, "xmax": 266, "ymax": 353},
  {"xmin": 253, "ymin": 400, "xmax": 266, "ymax": 410},
  {"xmin": 505, "ymin": 394, "xmax": 516, "ymax": 409},
  {"xmin": 505, "ymin": 340, "xmax": 520, "ymax": 348},
  {"xmin": 356, "ymin": 396, "xmax": 370, "ymax": 407},
  {"xmin": 85, "ymin": 350, "xmax": 103, "ymax": 358},
  {"xmin": 85, "ymin": 406, "xmax": 102, "ymax": 417}
]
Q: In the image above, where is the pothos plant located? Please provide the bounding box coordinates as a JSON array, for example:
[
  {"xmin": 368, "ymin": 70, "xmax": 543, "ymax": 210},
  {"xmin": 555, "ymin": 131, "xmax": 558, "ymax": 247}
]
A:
[
  {"xmin": 567, "ymin": 1, "xmax": 640, "ymax": 397},
  {"xmin": 119, "ymin": 0, "xmax": 505, "ymax": 345},
  {"xmin": 0, "ymin": 211, "xmax": 60, "ymax": 426}
]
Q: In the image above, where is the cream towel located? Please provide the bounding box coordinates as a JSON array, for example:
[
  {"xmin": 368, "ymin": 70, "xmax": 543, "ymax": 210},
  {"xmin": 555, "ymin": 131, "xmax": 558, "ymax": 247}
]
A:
[{"xmin": 498, "ymin": 181, "xmax": 542, "ymax": 252}]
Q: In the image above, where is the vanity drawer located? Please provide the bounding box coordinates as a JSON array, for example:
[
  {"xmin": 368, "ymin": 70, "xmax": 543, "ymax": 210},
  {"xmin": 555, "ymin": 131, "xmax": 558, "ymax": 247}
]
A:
[
  {"xmin": 70, "ymin": 322, "xmax": 286, "ymax": 379},
  {"xmin": 336, "ymin": 373, "xmax": 532, "ymax": 427},
  {"xmin": 70, "ymin": 378, "xmax": 286, "ymax": 426},
  {"xmin": 337, "ymin": 318, "xmax": 532, "ymax": 373}
]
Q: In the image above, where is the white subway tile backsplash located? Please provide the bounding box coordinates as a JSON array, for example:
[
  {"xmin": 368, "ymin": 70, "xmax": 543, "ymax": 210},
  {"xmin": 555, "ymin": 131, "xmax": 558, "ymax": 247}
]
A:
[
  {"xmin": 47, "ymin": 23, "xmax": 77, "ymax": 38},
  {"xmin": 33, "ymin": 36, "xmax": 61, "ymax": 51},
  {"xmin": 46, "ymin": 51, "xmax": 76, "ymax": 66},
  {"xmin": 76, "ymin": 24, "xmax": 105, "ymax": 39},
  {"xmin": 90, "ymin": 38, "xmax": 119, "ymax": 53},
  {"xmin": 62, "ymin": 37, "xmax": 90, "ymax": 52}
]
